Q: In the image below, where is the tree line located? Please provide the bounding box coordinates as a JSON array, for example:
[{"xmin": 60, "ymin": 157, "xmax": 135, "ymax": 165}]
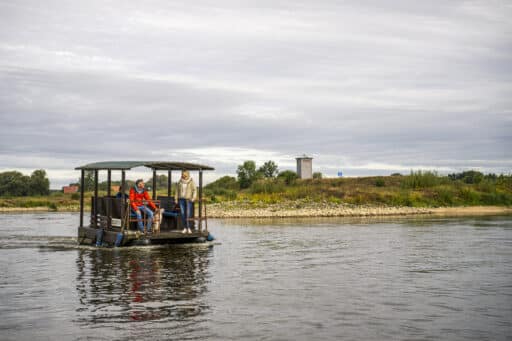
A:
[
  {"xmin": 0, "ymin": 170, "xmax": 50, "ymax": 196},
  {"xmin": 204, "ymin": 160, "xmax": 323, "ymax": 200},
  {"xmin": 236, "ymin": 160, "xmax": 323, "ymax": 188}
]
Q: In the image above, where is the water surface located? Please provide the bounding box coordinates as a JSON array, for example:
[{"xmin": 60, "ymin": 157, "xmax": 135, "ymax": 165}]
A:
[{"xmin": 0, "ymin": 213, "xmax": 511, "ymax": 340}]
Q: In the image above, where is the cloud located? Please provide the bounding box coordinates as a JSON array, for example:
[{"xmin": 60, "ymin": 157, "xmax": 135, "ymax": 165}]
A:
[{"xmin": 0, "ymin": 0, "xmax": 511, "ymax": 188}]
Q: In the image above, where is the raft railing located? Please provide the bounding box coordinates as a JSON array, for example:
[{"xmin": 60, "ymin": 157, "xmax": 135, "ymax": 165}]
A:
[
  {"xmin": 91, "ymin": 197, "xmax": 161, "ymax": 233},
  {"xmin": 91, "ymin": 196, "xmax": 208, "ymax": 233}
]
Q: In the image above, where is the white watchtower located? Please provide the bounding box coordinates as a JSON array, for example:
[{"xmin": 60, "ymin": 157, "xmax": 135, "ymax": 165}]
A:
[{"xmin": 296, "ymin": 155, "xmax": 313, "ymax": 179}]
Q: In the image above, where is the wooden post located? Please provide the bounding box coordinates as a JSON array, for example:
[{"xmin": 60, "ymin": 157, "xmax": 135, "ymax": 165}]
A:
[
  {"xmin": 167, "ymin": 170, "xmax": 171, "ymax": 197},
  {"xmin": 107, "ymin": 170, "xmax": 111, "ymax": 197},
  {"xmin": 121, "ymin": 170, "xmax": 126, "ymax": 228},
  {"xmin": 93, "ymin": 170, "xmax": 98, "ymax": 228},
  {"xmin": 107, "ymin": 169, "xmax": 111, "ymax": 229},
  {"xmin": 199, "ymin": 169, "xmax": 203, "ymax": 229},
  {"xmin": 152, "ymin": 169, "xmax": 157, "ymax": 200},
  {"xmin": 80, "ymin": 169, "xmax": 84, "ymax": 228}
]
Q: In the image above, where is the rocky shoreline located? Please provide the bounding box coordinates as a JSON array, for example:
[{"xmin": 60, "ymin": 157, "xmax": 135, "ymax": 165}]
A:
[
  {"xmin": 1, "ymin": 201, "xmax": 511, "ymax": 217},
  {"xmin": 206, "ymin": 202, "xmax": 433, "ymax": 218},
  {"xmin": 205, "ymin": 201, "xmax": 512, "ymax": 218}
]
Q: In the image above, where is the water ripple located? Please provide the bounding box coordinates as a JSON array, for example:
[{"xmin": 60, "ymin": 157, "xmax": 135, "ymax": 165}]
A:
[{"xmin": 0, "ymin": 214, "xmax": 511, "ymax": 340}]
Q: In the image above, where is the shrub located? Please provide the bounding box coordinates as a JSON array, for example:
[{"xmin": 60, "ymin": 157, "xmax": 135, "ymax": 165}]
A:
[
  {"xmin": 476, "ymin": 179, "xmax": 496, "ymax": 193},
  {"xmin": 277, "ymin": 170, "xmax": 298, "ymax": 185},
  {"xmin": 375, "ymin": 178, "xmax": 385, "ymax": 187},
  {"xmin": 448, "ymin": 170, "xmax": 484, "ymax": 184},
  {"xmin": 206, "ymin": 176, "xmax": 239, "ymax": 191},
  {"xmin": 434, "ymin": 187, "xmax": 456, "ymax": 206},
  {"xmin": 249, "ymin": 179, "xmax": 285, "ymax": 194},
  {"xmin": 459, "ymin": 187, "xmax": 480, "ymax": 205},
  {"xmin": 283, "ymin": 186, "xmax": 315, "ymax": 200},
  {"xmin": 224, "ymin": 190, "xmax": 238, "ymax": 201},
  {"xmin": 401, "ymin": 170, "xmax": 441, "ymax": 189},
  {"xmin": 327, "ymin": 196, "xmax": 342, "ymax": 204},
  {"xmin": 497, "ymin": 175, "xmax": 512, "ymax": 191},
  {"xmin": 481, "ymin": 192, "xmax": 512, "ymax": 205}
]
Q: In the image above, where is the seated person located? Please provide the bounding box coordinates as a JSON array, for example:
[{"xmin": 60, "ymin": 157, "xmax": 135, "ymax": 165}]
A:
[
  {"xmin": 116, "ymin": 184, "xmax": 128, "ymax": 199},
  {"xmin": 129, "ymin": 179, "xmax": 156, "ymax": 233}
]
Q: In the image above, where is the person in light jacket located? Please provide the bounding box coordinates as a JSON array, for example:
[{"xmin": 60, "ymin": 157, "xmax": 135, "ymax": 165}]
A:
[{"xmin": 175, "ymin": 170, "xmax": 197, "ymax": 233}]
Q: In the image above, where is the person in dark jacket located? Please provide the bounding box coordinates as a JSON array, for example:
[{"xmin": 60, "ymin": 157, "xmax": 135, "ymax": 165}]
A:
[{"xmin": 116, "ymin": 184, "xmax": 128, "ymax": 199}]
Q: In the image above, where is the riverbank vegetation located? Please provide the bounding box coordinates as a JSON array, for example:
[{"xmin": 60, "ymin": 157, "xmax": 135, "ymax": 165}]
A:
[
  {"xmin": 1, "ymin": 166, "xmax": 511, "ymax": 212},
  {"xmin": 205, "ymin": 168, "xmax": 512, "ymax": 208},
  {"xmin": 0, "ymin": 192, "xmax": 80, "ymax": 211}
]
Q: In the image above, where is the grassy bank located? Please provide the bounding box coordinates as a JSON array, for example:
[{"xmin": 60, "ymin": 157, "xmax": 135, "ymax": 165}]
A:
[
  {"xmin": 205, "ymin": 171, "xmax": 512, "ymax": 208},
  {"xmin": 1, "ymin": 171, "xmax": 511, "ymax": 213},
  {"xmin": 0, "ymin": 192, "xmax": 82, "ymax": 211}
]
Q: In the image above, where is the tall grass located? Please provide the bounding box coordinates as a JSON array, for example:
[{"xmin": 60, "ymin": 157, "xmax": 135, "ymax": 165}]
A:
[{"xmin": 401, "ymin": 170, "xmax": 443, "ymax": 189}]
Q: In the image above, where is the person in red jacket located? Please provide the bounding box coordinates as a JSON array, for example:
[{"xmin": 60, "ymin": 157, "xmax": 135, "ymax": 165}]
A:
[{"xmin": 129, "ymin": 179, "xmax": 156, "ymax": 233}]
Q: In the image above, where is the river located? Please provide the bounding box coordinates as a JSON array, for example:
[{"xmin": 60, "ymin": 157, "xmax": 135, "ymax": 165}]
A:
[{"xmin": 0, "ymin": 213, "xmax": 511, "ymax": 340}]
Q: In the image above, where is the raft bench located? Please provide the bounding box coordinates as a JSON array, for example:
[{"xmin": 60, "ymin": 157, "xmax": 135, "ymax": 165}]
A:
[{"xmin": 157, "ymin": 196, "xmax": 195, "ymax": 230}]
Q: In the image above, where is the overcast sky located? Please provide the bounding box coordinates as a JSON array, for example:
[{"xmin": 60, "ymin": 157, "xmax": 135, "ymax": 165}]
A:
[{"xmin": 0, "ymin": 0, "xmax": 511, "ymax": 188}]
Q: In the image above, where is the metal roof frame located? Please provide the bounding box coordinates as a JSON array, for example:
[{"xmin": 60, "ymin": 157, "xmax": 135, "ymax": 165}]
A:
[{"xmin": 75, "ymin": 161, "xmax": 214, "ymax": 171}]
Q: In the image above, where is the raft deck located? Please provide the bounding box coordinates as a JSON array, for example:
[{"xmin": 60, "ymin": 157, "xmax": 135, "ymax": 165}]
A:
[{"xmin": 79, "ymin": 226, "xmax": 210, "ymax": 246}]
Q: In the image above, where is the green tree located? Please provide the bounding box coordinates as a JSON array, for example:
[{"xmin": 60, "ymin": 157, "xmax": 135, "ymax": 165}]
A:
[
  {"xmin": 277, "ymin": 170, "xmax": 298, "ymax": 185},
  {"xmin": 0, "ymin": 171, "xmax": 30, "ymax": 196},
  {"xmin": 237, "ymin": 160, "xmax": 258, "ymax": 189},
  {"xmin": 448, "ymin": 170, "xmax": 484, "ymax": 184},
  {"xmin": 29, "ymin": 169, "xmax": 50, "ymax": 195},
  {"xmin": 258, "ymin": 160, "xmax": 279, "ymax": 178},
  {"xmin": 313, "ymin": 172, "xmax": 323, "ymax": 179},
  {"xmin": 461, "ymin": 170, "xmax": 484, "ymax": 184}
]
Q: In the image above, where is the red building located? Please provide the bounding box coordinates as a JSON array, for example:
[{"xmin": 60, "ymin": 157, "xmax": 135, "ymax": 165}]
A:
[{"xmin": 62, "ymin": 185, "xmax": 79, "ymax": 194}]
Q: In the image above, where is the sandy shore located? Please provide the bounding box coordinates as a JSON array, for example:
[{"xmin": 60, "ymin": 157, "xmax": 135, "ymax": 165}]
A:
[
  {"xmin": 0, "ymin": 206, "xmax": 79, "ymax": 213},
  {"xmin": 429, "ymin": 206, "xmax": 512, "ymax": 216},
  {"xmin": 1, "ymin": 204, "xmax": 511, "ymax": 217}
]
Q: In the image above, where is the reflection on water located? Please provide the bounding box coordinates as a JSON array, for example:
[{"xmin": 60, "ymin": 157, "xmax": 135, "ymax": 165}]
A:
[{"xmin": 76, "ymin": 246, "xmax": 212, "ymax": 324}]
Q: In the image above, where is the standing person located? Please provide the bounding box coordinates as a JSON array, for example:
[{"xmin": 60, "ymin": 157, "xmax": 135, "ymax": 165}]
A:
[
  {"xmin": 129, "ymin": 179, "xmax": 156, "ymax": 233},
  {"xmin": 175, "ymin": 170, "xmax": 197, "ymax": 233}
]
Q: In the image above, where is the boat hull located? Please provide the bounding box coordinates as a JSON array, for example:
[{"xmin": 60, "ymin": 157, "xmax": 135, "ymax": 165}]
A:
[{"xmin": 78, "ymin": 226, "xmax": 210, "ymax": 247}]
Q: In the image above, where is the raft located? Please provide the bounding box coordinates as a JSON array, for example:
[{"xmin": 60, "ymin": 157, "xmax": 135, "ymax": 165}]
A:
[{"xmin": 75, "ymin": 161, "xmax": 215, "ymax": 247}]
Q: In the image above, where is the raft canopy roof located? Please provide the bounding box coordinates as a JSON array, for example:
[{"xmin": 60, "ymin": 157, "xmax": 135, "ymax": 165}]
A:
[{"xmin": 75, "ymin": 161, "xmax": 214, "ymax": 171}]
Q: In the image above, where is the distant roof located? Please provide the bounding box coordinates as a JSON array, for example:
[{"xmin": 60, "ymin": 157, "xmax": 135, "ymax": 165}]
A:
[{"xmin": 75, "ymin": 161, "xmax": 214, "ymax": 171}]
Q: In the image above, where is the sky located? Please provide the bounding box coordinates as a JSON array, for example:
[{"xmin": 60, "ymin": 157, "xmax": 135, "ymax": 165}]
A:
[{"xmin": 0, "ymin": 0, "xmax": 511, "ymax": 188}]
